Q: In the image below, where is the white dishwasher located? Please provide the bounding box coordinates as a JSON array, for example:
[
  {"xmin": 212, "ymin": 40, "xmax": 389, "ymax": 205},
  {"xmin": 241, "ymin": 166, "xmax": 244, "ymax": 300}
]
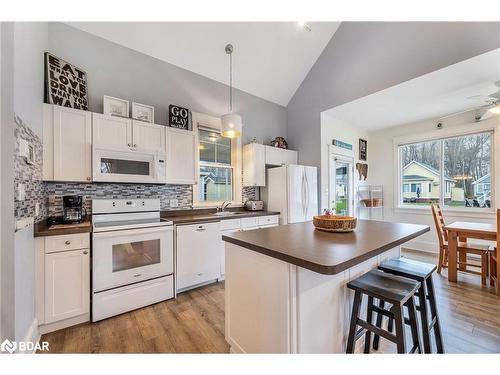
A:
[{"xmin": 176, "ymin": 221, "xmax": 221, "ymax": 292}]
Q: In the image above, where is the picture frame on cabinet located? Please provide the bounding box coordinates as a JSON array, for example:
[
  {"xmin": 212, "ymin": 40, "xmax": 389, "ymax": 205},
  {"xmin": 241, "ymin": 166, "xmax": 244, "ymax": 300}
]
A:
[
  {"xmin": 103, "ymin": 95, "xmax": 130, "ymax": 118},
  {"xmin": 132, "ymin": 102, "xmax": 155, "ymax": 123}
]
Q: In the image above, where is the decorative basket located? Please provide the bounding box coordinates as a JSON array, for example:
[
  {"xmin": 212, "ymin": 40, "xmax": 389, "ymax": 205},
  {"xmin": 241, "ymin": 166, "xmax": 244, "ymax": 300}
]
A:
[
  {"xmin": 313, "ymin": 215, "xmax": 357, "ymax": 233},
  {"xmin": 361, "ymin": 198, "xmax": 383, "ymax": 207}
]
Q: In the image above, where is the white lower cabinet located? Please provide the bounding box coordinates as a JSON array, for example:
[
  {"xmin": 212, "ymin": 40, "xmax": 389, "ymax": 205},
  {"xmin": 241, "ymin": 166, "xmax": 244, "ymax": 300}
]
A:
[
  {"xmin": 176, "ymin": 222, "xmax": 221, "ymax": 291},
  {"xmin": 45, "ymin": 248, "xmax": 90, "ymax": 324},
  {"xmin": 37, "ymin": 233, "xmax": 90, "ymax": 332}
]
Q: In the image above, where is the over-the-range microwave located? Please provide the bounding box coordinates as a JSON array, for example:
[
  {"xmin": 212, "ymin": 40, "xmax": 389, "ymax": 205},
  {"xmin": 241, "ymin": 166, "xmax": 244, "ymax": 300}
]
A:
[{"xmin": 93, "ymin": 147, "xmax": 167, "ymax": 184}]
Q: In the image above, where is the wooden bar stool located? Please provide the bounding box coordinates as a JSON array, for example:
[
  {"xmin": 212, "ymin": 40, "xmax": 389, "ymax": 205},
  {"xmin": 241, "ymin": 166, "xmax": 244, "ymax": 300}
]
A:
[
  {"xmin": 346, "ymin": 269, "xmax": 422, "ymax": 354},
  {"xmin": 375, "ymin": 257, "xmax": 444, "ymax": 353}
]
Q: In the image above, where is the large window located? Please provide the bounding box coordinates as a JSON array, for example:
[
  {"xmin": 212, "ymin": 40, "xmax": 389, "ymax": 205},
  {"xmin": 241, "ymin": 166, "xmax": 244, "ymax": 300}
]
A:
[
  {"xmin": 399, "ymin": 131, "xmax": 493, "ymax": 209},
  {"xmin": 198, "ymin": 129, "xmax": 233, "ymax": 202}
]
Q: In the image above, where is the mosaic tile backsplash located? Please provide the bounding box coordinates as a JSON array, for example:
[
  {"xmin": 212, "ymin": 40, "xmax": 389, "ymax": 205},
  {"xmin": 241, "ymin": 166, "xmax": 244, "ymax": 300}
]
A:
[
  {"xmin": 45, "ymin": 182, "xmax": 193, "ymax": 217},
  {"xmin": 14, "ymin": 115, "xmax": 47, "ymax": 222},
  {"xmin": 14, "ymin": 115, "xmax": 258, "ymax": 221}
]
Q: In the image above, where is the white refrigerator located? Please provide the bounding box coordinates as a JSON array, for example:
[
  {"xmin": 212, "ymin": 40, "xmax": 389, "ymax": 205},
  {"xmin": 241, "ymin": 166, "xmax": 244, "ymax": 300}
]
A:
[{"xmin": 264, "ymin": 164, "xmax": 318, "ymax": 224}]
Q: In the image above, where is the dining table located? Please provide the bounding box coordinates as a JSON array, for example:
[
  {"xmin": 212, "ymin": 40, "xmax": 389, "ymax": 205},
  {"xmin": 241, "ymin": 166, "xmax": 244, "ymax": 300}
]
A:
[{"xmin": 444, "ymin": 221, "xmax": 498, "ymax": 294}]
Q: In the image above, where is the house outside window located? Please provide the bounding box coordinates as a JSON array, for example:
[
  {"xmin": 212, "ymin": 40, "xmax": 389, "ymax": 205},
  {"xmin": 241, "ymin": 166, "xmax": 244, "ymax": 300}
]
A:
[{"xmin": 399, "ymin": 131, "xmax": 493, "ymax": 209}]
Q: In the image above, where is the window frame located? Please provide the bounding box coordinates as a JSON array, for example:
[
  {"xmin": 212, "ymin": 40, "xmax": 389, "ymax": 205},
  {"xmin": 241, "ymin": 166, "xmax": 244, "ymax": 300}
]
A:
[
  {"xmin": 395, "ymin": 128, "xmax": 495, "ymax": 213},
  {"xmin": 192, "ymin": 112, "xmax": 242, "ymax": 208}
]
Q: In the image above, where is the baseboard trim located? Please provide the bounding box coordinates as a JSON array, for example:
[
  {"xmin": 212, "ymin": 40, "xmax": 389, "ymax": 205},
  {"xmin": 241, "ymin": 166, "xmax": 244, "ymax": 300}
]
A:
[
  {"xmin": 19, "ymin": 318, "xmax": 40, "ymax": 353},
  {"xmin": 38, "ymin": 313, "xmax": 89, "ymax": 335}
]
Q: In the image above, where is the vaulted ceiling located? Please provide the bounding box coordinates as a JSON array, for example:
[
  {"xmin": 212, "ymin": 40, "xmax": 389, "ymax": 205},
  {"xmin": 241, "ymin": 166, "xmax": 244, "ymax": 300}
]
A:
[{"xmin": 66, "ymin": 22, "xmax": 340, "ymax": 106}]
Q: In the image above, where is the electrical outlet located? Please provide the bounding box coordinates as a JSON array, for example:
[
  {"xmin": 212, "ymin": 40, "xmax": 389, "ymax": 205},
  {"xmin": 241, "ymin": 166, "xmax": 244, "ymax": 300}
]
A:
[
  {"xmin": 35, "ymin": 202, "xmax": 40, "ymax": 217},
  {"xmin": 170, "ymin": 199, "xmax": 179, "ymax": 208}
]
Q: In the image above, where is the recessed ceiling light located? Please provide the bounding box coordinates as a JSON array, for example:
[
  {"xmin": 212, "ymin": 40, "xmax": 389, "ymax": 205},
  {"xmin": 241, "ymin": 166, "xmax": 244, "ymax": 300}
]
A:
[{"xmin": 297, "ymin": 22, "xmax": 312, "ymax": 32}]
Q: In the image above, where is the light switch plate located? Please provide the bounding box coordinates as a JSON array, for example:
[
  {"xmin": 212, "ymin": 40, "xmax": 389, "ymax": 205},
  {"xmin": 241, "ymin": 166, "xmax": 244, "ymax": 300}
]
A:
[
  {"xmin": 17, "ymin": 183, "xmax": 26, "ymax": 201},
  {"xmin": 169, "ymin": 199, "xmax": 179, "ymax": 208}
]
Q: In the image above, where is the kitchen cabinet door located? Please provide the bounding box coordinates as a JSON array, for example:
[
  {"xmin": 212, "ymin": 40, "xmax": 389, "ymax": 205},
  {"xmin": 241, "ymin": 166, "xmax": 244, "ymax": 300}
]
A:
[
  {"xmin": 243, "ymin": 143, "xmax": 266, "ymax": 187},
  {"xmin": 92, "ymin": 113, "xmax": 132, "ymax": 150},
  {"xmin": 165, "ymin": 128, "xmax": 197, "ymax": 184},
  {"xmin": 45, "ymin": 248, "xmax": 90, "ymax": 324},
  {"xmin": 176, "ymin": 222, "xmax": 221, "ymax": 291},
  {"xmin": 43, "ymin": 104, "xmax": 92, "ymax": 182},
  {"xmin": 265, "ymin": 146, "xmax": 298, "ymax": 166},
  {"xmin": 132, "ymin": 120, "xmax": 166, "ymax": 153}
]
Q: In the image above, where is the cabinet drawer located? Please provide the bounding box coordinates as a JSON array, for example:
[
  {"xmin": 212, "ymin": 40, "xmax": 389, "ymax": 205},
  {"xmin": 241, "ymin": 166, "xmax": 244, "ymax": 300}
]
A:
[
  {"xmin": 45, "ymin": 233, "xmax": 90, "ymax": 254},
  {"xmin": 258, "ymin": 215, "xmax": 279, "ymax": 226},
  {"xmin": 220, "ymin": 218, "xmax": 241, "ymax": 231},
  {"xmin": 241, "ymin": 217, "xmax": 259, "ymax": 229}
]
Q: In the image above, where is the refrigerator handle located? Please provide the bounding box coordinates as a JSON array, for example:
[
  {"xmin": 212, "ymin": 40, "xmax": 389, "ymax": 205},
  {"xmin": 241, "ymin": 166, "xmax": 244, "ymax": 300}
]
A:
[
  {"xmin": 301, "ymin": 171, "xmax": 307, "ymax": 218},
  {"xmin": 304, "ymin": 171, "xmax": 309, "ymax": 219}
]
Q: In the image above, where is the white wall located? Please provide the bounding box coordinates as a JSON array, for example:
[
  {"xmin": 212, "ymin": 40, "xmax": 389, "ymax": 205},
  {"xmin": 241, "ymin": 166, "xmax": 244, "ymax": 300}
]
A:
[
  {"xmin": 1, "ymin": 22, "xmax": 15, "ymax": 342},
  {"xmin": 370, "ymin": 111, "xmax": 500, "ymax": 253},
  {"xmin": 11, "ymin": 22, "xmax": 48, "ymax": 344},
  {"xmin": 13, "ymin": 22, "xmax": 48, "ymax": 137},
  {"xmin": 320, "ymin": 113, "xmax": 370, "ymax": 214}
]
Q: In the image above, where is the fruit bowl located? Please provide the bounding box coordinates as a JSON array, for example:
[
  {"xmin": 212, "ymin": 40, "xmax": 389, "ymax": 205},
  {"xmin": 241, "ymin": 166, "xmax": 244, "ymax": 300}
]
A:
[{"xmin": 313, "ymin": 215, "xmax": 357, "ymax": 233}]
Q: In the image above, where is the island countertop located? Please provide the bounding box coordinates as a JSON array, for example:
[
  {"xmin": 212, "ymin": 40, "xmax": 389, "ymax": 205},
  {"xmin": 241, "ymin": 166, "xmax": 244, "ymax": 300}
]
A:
[{"xmin": 222, "ymin": 220, "xmax": 429, "ymax": 275}]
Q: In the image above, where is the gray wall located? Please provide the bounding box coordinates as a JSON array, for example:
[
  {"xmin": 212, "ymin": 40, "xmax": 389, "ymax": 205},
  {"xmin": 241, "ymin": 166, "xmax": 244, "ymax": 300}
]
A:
[
  {"xmin": 287, "ymin": 22, "xmax": 500, "ymax": 170},
  {"xmin": 48, "ymin": 23, "xmax": 287, "ymax": 146},
  {"xmin": 14, "ymin": 22, "xmax": 48, "ymax": 137},
  {"xmin": 1, "ymin": 22, "xmax": 16, "ymax": 341}
]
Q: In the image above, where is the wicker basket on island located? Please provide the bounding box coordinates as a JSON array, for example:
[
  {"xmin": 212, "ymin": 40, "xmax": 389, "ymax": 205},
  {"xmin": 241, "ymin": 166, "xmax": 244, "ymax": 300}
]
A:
[{"xmin": 313, "ymin": 214, "xmax": 357, "ymax": 233}]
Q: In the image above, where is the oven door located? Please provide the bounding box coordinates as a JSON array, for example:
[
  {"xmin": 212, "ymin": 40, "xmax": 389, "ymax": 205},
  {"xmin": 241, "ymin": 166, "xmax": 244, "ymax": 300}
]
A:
[
  {"xmin": 93, "ymin": 147, "xmax": 165, "ymax": 183},
  {"xmin": 92, "ymin": 226, "xmax": 173, "ymax": 292}
]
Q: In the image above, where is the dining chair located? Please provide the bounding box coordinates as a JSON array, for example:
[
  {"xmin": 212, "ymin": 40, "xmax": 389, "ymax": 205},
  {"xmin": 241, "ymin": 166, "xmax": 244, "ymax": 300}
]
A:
[{"xmin": 431, "ymin": 204, "xmax": 490, "ymax": 284}]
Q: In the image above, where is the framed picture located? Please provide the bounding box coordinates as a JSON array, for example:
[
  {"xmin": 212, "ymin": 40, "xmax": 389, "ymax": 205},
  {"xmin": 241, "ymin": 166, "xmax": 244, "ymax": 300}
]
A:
[
  {"xmin": 168, "ymin": 104, "xmax": 191, "ymax": 130},
  {"xmin": 359, "ymin": 138, "xmax": 367, "ymax": 161},
  {"xmin": 132, "ymin": 102, "xmax": 155, "ymax": 123},
  {"xmin": 103, "ymin": 95, "xmax": 130, "ymax": 117},
  {"xmin": 44, "ymin": 52, "xmax": 89, "ymax": 110}
]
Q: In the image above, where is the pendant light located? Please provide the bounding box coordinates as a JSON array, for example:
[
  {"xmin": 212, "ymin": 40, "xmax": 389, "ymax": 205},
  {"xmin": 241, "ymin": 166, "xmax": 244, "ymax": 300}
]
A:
[{"xmin": 221, "ymin": 44, "xmax": 242, "ymax": 138}]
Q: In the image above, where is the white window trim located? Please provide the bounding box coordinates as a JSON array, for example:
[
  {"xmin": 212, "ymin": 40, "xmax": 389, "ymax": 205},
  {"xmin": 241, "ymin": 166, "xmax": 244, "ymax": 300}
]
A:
[
  {"xmin": 192, "ymin": 112, "xmax": 242, "ymax": 208},
  {"xmin": 393, "ymin": 124, "xmax": 496, "ymax": 213}
]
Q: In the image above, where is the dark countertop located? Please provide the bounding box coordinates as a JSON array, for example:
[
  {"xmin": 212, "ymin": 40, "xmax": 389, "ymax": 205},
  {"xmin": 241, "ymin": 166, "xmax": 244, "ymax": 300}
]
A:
[
  {"xmin": 161, "ymin": 209, "xmax": 280, "ymax": 225},
  {"xmin": 222, "ymin": 220, "xmax": 429, "ymax": 275},
  {"xmin": 34, "ymin": 209, "xmax": 280, "ymax": 236},
  {"xmin": 34, "ymin": 218, "xmax": 92, "ymax": 237}
]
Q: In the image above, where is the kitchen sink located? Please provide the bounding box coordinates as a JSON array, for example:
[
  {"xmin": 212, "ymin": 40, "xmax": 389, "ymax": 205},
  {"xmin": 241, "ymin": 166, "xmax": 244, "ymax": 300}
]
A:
[{"xmin": 211, "ymin": 211, "xmax": 246, "ymax": 216}]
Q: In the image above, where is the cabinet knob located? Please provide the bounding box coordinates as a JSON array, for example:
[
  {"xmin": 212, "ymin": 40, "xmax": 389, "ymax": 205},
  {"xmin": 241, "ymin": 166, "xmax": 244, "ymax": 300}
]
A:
[
  {"xmin": 127, "ymin": 143, "xmax": 131, "ymax": 147},
  {"xmin": 65, "ymin": 240, "xmax": 71, "ymax": 245},
  {"xmin": 83, "ymin": 250, "xmax": 88, "ymax": 255},
  {"xmin": 133, "ymin": 144, "xmax": 137, "ymax": 148},
  {"xmin": 86, "ymin": 177, "xmax": 91, "ymax": 181}
]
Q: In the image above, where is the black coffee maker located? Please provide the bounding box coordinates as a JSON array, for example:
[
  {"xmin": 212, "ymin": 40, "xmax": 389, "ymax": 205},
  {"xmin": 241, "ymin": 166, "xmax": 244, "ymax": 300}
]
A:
[{"xmin": 63, "ymin": 195, "xmax": 86, "ymax": 223}]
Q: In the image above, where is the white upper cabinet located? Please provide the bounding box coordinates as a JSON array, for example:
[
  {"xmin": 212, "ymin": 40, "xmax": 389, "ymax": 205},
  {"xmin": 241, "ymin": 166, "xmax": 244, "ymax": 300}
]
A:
[
  {"xmin": 132, "ymin": 120, "xmax": 166, "ymax": 153},
  {"xmin": 243, "ymin": 143, "xmax": 266, "ymax": 187},
  {"xmin": 43, "ymin": 104, "xmax": 92, "ymax": 182},
  {"xmin": 93, "ymin": 114, "xmax": 166, "ymax": 153},
  {"xmin": 92, "ymin": 113, "xmax": 132, "ymax": 150},
  {"xmin": 165, "ymin": 127, "xmax": 197, "ymax": 185},
  {"xmin": 243, "ymin": 143, "xmax": 298, "ymax": 187},
  {"xmin": 265, "ymin": 146, "xmax": 297, "ymax": 166}
]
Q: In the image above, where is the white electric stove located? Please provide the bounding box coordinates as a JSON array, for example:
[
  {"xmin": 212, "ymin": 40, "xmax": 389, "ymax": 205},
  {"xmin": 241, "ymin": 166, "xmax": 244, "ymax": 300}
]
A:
[{"xmin": 92, "ymin": 198, "xmax": 174, "ymax": 321}]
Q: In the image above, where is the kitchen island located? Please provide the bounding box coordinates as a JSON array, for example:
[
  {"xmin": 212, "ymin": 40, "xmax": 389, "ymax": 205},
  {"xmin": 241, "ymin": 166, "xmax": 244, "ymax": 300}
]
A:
[{"xmin": 222, "ymin": 220, "xmax": 429, "ymax": 353}]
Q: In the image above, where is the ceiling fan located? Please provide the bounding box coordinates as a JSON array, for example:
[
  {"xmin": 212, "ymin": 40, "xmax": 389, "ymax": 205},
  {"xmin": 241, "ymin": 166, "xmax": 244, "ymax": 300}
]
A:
[{"xmin": 467, "ymin": 80, "xmax": 500, "ymax": 121}]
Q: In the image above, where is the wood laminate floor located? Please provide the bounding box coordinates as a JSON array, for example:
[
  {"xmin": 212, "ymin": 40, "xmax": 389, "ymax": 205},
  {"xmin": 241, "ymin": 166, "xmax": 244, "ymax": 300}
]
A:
[{"xmin": 40, "ymin": 250, "xmax": 500, "ymax": 353}]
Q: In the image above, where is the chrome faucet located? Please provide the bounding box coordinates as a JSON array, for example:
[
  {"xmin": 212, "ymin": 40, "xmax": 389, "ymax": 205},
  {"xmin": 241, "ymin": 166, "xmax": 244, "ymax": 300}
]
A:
[{"xmin": 219, "ymin": 200, "xmax": 231, "ymax": 213}]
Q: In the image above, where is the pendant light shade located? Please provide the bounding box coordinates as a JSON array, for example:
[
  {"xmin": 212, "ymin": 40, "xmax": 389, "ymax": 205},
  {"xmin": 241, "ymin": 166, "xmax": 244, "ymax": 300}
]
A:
[
  {"xmin": 222, "ymin": 43, "xmax": 242, "ymax": 138},
  {"xmin": 489, "ymin": 103, "xmax": 500, "ymax": 114},
  {"xmin": 221, "ymin": 113, "xmax": 242, "ymax": 138}
]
